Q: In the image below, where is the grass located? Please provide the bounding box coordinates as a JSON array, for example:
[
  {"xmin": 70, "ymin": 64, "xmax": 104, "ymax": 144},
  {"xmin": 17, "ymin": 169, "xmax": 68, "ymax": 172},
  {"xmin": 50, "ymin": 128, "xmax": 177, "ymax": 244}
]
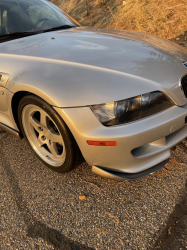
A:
[{"xmin": 51, "ymin": 0, "xmax": 187, "ymax": 39}]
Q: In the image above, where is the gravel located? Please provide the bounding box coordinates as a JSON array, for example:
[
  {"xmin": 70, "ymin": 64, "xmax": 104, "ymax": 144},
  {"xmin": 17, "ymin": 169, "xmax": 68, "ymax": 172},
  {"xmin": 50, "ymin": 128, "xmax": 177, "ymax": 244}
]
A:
[{"xmin": 0, "ymin": 130, "xmax": 187, "ymax": 249}]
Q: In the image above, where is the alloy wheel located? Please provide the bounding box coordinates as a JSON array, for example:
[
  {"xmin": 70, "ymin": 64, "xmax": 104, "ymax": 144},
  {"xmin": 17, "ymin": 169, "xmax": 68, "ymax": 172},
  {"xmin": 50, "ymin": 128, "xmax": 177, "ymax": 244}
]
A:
[{"xmin": 22, "ymin": 104, "xmax": 66, "ymax": 167}]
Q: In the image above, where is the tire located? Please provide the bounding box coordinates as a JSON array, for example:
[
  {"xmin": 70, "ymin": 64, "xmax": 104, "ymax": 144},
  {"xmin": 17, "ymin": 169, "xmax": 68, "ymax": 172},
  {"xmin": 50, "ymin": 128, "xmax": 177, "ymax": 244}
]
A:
[{"xmin": 18, "ymin": 94, "xmax": 80, "ymax": 173}]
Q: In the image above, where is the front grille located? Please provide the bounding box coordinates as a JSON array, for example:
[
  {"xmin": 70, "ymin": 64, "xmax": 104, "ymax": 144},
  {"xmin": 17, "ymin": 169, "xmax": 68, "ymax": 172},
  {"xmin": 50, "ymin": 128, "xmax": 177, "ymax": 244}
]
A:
[{"xmin": 180, "ymin": 74, "xmax": 187, "ymax": 98}]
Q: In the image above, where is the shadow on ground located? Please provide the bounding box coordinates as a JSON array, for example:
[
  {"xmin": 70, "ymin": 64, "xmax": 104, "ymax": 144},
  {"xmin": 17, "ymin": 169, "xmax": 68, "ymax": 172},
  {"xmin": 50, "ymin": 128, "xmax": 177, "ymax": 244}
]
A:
[
  {"xmin": 152, "ymin": 179, "xmax": 187, "ymax": 250},
  {"xmin": 0, "ymin": 134, "xmax": 93, "ymax": 250}
]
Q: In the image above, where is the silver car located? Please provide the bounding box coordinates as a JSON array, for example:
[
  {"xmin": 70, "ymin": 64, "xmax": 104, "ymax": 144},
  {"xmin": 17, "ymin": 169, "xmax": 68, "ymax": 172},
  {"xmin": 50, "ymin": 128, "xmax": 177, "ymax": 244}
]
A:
[{"xmin": 0, "ymin": 0, "xmax": 187, "ymax": 180}]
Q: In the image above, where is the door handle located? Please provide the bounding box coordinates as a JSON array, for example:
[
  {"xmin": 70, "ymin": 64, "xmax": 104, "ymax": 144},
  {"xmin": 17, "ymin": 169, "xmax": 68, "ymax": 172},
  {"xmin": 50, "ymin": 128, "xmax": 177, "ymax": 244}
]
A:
[{"xmin": 0, "ymin": 73, "xmax": 9, "ymax": 87}]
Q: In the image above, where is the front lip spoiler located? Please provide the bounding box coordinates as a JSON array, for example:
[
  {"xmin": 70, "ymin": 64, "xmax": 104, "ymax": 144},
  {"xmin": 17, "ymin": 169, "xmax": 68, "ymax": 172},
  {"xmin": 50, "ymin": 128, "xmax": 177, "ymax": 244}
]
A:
[{"xmin": 92, "ymin": 159, "xmax": 169, "ymax": 181}]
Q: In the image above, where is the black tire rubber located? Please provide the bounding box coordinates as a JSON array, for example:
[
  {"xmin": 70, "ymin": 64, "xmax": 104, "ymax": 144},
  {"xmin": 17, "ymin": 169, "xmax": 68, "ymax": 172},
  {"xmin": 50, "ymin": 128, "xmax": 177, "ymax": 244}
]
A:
[{"xmin": 18, "ymin": 94, "xmax": 83, "ymax": 173}]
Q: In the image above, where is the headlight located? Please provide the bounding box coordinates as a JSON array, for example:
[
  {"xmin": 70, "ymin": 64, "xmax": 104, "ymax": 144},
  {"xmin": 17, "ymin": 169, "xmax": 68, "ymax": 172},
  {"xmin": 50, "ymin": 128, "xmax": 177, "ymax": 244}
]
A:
[{"xmin": 90, "ymin": 91, "xmax": 175, "ymax": 126}]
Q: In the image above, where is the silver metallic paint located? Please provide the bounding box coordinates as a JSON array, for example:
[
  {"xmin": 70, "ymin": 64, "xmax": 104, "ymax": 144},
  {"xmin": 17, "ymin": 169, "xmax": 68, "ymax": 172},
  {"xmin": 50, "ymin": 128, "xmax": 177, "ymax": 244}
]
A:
[
  {"xmin": 0, "ymin": 27, "xmax": 187, "ymax": 108},
  {"xmin": 0, "ymin": 27, "xmax": 187, "ymax": 177},
  {"xmin": 54, "ymin": 104, "xmax": 187, "ymax": 173}
]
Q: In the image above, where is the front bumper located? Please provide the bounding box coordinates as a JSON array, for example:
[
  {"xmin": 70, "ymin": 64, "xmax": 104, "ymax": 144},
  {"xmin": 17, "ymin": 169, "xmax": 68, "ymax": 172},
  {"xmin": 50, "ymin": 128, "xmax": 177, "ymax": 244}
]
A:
[{"xmin": 54, "ymin": 104, "xmax": 187, "ymax": 178}]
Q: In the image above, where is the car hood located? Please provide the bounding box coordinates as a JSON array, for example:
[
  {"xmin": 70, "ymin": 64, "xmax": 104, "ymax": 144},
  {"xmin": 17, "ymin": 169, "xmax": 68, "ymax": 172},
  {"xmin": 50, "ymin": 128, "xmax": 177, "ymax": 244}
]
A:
[{"xmin": 1, "ymin": 27, "xmax": 187, "ymax": 107}]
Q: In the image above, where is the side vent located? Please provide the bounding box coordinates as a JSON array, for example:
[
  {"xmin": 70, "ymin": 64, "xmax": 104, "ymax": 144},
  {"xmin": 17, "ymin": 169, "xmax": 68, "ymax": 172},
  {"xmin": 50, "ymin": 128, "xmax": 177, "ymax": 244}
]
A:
[{"xmin": 0, "ymin": 72, "xmax": 9, "ymax": 87}]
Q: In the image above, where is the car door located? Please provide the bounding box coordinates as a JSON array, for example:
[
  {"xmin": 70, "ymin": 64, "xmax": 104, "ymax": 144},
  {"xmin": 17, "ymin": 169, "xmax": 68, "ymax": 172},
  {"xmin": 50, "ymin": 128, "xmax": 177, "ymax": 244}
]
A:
[{"xmin": 0, "ymin": 8, "xmax": 14, "ymax": 128}]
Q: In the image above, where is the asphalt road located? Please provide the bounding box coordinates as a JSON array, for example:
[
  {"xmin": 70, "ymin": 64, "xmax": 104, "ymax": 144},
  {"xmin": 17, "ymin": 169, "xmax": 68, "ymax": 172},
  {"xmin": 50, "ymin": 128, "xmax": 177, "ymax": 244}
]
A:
[{"xmin": 0, "ymin": 129, "xmax": 187, "ymax": 250}]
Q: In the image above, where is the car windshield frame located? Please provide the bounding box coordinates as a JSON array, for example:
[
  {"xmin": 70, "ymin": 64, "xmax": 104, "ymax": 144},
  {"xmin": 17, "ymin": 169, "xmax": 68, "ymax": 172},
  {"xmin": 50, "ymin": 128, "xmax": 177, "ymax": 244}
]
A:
[{"xmin": 0, "ymin": 0, "xmax": 79, "ymax": 42}]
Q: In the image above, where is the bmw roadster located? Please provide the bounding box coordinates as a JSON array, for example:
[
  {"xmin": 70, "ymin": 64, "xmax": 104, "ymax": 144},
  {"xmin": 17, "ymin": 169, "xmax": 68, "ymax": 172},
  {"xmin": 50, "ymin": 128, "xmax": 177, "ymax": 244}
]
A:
[{"xmin": 0, "ymin": 0, "xmax": 187, "ymax": 180}]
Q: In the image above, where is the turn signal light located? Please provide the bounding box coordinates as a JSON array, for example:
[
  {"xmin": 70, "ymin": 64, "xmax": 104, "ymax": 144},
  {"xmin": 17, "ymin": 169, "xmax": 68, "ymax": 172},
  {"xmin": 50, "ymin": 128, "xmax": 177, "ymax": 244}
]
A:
[{"xmin": 87, "ymin": 140, "xmax": 117, "ymax": 146}]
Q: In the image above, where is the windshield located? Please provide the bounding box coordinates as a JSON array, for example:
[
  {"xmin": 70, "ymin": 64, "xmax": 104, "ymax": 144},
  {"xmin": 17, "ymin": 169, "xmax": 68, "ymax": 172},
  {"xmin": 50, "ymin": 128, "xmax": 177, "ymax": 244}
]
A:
[{"xmin": 0, "ymin": 0, "xmax": 78, "ymax": 38}]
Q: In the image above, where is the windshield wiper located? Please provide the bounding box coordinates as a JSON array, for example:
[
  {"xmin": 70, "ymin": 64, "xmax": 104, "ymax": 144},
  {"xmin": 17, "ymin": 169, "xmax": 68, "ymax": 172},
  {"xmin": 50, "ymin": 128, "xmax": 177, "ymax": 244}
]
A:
[
  {"xmin": 0, "ymin": 25, "xmax": 76, "ymax": 41},
  {"xmin": 42, "ymin": 25, "xmax": 76, "ymax": 33},
  {"xmin": 0, "ymin": 31, "xmax": 41, "ymax": 39}
]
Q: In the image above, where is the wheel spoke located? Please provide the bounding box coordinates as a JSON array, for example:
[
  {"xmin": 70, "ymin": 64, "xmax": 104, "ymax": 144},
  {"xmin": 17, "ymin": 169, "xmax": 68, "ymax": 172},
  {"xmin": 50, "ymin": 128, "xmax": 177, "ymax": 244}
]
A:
[
  {"xmin": 48, "ymin": 143, "xmax": 59, "ymax": 159},
  {"xmin": 37, "ymin": 136, "xmax": 45, "ymax": 146},
  {"xmin": 30, "ymin": 116, "xmax": 40, "ymax": 132},
  {"xmin": 40, "ymin": 110, "xmax": 47, "ymax": 127},
  {"xmin": 22, "ymin": 104, "xmax": 66, "ymax": 167},
  {"xmin": 51, "ymin": 132, "xmax": 63, "ymax": 144}
]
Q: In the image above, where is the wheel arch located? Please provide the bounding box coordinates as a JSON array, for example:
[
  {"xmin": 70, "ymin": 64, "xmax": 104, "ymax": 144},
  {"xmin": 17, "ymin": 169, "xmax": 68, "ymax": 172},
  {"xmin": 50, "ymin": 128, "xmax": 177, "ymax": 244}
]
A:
[
  {"xmin": 11, "ymin": 91, "xmax": 29, "ymax": 135},
  {"xmin": 11, "ymin": 87, "xmax": 59, "ymax": 134},
  {"xmin": 11, "ymin": 90, "xmax": 81, "ymax": 148},
  {"xmin": 11, "ymin": 91, "xmax": 84, "ymax": 164}
]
